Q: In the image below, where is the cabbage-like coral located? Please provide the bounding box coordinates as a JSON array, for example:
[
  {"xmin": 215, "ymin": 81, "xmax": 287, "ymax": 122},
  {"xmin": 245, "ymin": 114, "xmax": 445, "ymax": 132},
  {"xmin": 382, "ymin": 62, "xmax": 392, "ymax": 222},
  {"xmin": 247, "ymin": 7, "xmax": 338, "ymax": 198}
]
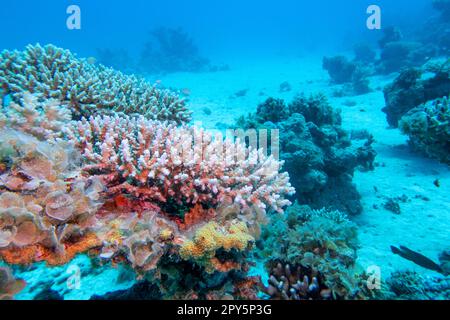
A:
[
  {"xmin": 399, "ymin": 96, "xmax": 450, "ymax": 164},
  {"xmin": 64, "ymin": 114, "xmax": 294, "ymax": 217},
  {"xmin": 259, "ymin": 203, "xmax": 366, "ymax": 299},
  {"xmin": 0, "ymin": 266, "xmax": 25, "ymax": 300},
  {"xmin": 0, "ymin": 44, "xmax": 191, "ymax": 124},
  {"xmin": 237, "ymin": 94, "xmax": 375, "ymax": 215},
  {"xmin": 0, "ymin": 129, "xmax": 104, "ymax": 265}
]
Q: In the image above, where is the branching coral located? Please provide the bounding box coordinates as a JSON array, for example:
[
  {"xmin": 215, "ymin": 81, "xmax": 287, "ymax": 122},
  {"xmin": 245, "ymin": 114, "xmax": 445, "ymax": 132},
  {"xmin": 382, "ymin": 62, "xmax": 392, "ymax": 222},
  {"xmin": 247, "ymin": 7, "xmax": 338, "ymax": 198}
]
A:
[
  {"xmin": 0, "ymin": 44, "xmax": 191, "ymax": 124},
  {"xmin": 399, "ymin": 96, "xmax": 450, "ymax": 164},
  {"xmin": 259, "ymin": 203, "xmax": 366, "ymax": 300},
  {"xmin": 64, "ymin": 114, "xmax": 294, "ymax": 217},
  {"xmin": 0, "ymin": 266, "xmax": 25, "ymax": 300},
  {"xmin": 237, "ymin": 94, "xmax": 375, "ymax": 215}
]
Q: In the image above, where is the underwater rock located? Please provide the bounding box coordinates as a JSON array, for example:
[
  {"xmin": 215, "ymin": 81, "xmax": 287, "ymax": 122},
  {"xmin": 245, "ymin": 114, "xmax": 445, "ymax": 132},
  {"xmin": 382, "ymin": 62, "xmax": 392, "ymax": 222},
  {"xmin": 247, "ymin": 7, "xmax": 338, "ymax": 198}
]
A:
[
  {"xmin": 0, "ymin": 44, "xmax": 191, "ymax": 124},
  {"xmin": 399, "ymin": 96, "xmax": 450, "ymax": 164},
  {"xmin": 382, "ymin": 61, "xmax": 450, "ymax": 127},
  {"xmin": 236, "ymin": 94, "xmax": 376, "ymax": 215}
]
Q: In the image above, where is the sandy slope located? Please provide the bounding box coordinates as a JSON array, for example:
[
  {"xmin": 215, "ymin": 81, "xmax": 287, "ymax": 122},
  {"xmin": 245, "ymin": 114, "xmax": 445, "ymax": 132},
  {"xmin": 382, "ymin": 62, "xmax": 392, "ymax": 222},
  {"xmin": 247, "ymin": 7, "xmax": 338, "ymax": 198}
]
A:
[{"xmin": 158, "ymin": 55, "xmax": 450, "ymax": 282}]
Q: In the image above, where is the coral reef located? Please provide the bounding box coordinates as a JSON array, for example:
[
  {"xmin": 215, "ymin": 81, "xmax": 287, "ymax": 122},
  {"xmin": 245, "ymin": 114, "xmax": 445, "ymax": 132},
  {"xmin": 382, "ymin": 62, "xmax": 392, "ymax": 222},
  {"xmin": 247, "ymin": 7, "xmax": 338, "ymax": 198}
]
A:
[
  {"xmin": 0, "ymin": 266, "xmax": 25, "ymax": 300},
  {"xmin": 384, "ymin": 271, "xmax": 450, "ymax": 300},
  {"xmin": 259, "ymin": 203, "xmax": 367, "ymax": 299},
  {"xmin": 399, "ymin": 96, "xmax": 450, "ymax": 164},
  {"xmin": 382, "ymin": 60, "xmax": 450, "ymax": 127},
  {"xmin": 64, "ymin": 114, "xmax": 294, "ymax": 216},
  {"xmin": 0, "ymin": 44, "xmax": 191, "ymax": 124},
  {"xmin": 322, "ymin": 56, "xmax": 371, "ymax": 95},
  {"xmin": 237, "ymin": 94, "xmax": 376, "ymax": 215},
  {"xmin": 139, "ymin": 27, "xmax": 210, "ymax": 74}
]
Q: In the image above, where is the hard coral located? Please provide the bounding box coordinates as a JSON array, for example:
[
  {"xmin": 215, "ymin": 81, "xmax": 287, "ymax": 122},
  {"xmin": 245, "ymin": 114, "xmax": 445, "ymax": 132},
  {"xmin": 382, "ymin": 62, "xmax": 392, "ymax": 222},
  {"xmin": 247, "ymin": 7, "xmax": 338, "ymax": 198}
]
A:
[
  {"xmin": 180, "ymin": 220, "xmax": 254, "ymax": 272},
  {"xmin": 0, "ymin": 44, "xmax": 191, "ymax": 124},
  {"xmin": 0, "ymin": 266, "xmax": 25, "ymax": 300},
  {"xmin": 383, "ymin": 60, "xmax": 450, "ymax": 127},
  {"xmin": 0, "ymin": 129, "xmax": 104, "ymax": 265},
  {"xmin": 64, "ymin": 114, "xmax": 294, "ymax": 217},
  {"xmin": 399, "ymin": 96, "xmax": 450, "ymax": 164}
]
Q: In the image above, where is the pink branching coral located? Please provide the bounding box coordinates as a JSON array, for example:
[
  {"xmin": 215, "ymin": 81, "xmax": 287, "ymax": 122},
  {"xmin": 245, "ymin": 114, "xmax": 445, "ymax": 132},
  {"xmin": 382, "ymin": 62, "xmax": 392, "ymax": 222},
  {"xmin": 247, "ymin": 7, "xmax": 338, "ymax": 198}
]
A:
[
  {"xmin": 0, "ymin": 129, "xmax": 104, "ymax": 265},
  {"xmin": 64, "ymin": 114, "xmax": 295, "ymax": 217},
  {"xmin": 0, "ymin": 44, "xmax": 191, "ymax": 124}
]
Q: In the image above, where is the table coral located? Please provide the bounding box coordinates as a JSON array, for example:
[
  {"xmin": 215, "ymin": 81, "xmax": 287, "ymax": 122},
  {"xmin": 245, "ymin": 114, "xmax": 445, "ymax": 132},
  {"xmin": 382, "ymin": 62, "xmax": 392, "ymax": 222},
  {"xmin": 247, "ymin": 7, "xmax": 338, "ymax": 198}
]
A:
[{"xmin": 0, "ymin": 44, "xmax": 191, "ymax": 124}]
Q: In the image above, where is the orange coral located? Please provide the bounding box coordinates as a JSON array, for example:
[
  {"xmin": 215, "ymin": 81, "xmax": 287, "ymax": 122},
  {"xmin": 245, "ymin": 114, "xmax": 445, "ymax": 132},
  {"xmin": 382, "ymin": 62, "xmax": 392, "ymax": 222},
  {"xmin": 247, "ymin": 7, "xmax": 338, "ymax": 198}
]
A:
[{"xmin": 0, "ymin": 233, "xmax": 101, "ymax": 266}]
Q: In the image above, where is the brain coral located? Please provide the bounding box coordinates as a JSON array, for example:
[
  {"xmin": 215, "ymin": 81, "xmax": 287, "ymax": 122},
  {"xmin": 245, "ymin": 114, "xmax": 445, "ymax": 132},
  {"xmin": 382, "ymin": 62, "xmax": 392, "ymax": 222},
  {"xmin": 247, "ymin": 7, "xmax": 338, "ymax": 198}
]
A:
[{"xmin": 0, "ymin": 44, "xmax": 191, "ymax": 124}]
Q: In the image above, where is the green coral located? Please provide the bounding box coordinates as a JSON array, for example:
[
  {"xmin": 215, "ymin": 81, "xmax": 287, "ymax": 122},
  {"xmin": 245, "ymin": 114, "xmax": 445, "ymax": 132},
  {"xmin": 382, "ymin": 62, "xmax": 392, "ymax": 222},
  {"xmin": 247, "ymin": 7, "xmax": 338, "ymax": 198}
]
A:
[
  {"xmin": 399, "ymin": 96, "xmax": 450, "ymax": 164},
  {"xmin": 0, "ymin": 44, "xmax": 191, "ymax": 124},
  {"xmin": 259, "ymin": 203, "xmax": 366, "ymax": 299}
]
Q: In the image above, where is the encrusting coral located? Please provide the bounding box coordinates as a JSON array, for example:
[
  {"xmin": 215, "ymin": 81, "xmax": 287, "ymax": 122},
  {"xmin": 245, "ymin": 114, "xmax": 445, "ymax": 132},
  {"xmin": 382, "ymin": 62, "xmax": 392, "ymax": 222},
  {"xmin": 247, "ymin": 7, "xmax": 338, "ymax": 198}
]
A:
[
  {"xmin": 0, "ymin": 44, "xmax": 191, "ymax": 124},
  {"xmin": 399, "ymin": 96, "xmax": 450, "ymax": 164},
  {"xmin": 236, "ymin": 94, "xmax": 376, "ymax": 215},
  {"xmin": 0, "ymin": 266, "xmax": 26, "ymax": 300},
  {"xmin": 259, "ymin": 203, "xmax": 367, "ymax": 300}
]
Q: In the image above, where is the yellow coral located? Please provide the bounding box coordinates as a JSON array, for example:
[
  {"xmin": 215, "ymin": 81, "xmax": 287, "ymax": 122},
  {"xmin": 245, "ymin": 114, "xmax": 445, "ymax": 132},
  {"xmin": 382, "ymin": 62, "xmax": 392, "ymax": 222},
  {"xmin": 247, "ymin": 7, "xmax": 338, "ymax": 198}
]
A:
[{"xmin": 179, "ymin": 220, "xmax": 254, "ymax": 271}]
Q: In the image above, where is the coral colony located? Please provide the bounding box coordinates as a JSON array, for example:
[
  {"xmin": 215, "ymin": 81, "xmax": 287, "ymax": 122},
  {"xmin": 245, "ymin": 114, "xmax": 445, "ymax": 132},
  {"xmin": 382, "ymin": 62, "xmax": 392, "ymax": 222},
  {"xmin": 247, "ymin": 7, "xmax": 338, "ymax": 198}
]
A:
[
  {"xmin": 0, "ymin": 45, "xmax": 296, "ymax": 299},
  {"xmin": 1, "ymin": 1, "xmax": 450, "ymax": 301}
]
